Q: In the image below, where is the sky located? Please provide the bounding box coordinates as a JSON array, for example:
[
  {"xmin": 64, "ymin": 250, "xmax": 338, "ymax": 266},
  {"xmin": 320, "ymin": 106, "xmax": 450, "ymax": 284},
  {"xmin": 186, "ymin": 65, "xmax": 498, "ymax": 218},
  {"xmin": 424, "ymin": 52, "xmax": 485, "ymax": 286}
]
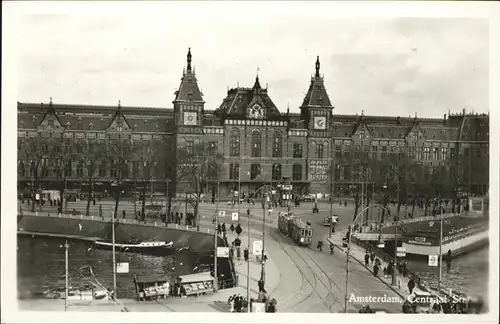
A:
[{"xmin": 11, "ymin": 2, "xmax": 490, "ymax": 117}]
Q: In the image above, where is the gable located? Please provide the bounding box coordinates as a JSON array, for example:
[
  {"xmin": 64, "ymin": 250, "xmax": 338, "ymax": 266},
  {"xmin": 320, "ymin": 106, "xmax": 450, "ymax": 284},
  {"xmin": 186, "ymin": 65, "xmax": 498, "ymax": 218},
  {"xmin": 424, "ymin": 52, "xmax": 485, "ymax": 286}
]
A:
[
  {"xmin": 352, "ymin": 122, "xmax": 371, "ymax": 139},
  {"xmin": 107, "ymin": 112, "xmax": 131, "ymax": 132},
  {"xmin": 407, "ymin": 124, "xmax": 425, "ymax": 141},
  {"xmin": 38, "ymin": 111, "xmax": 63, "ymax": 131}
]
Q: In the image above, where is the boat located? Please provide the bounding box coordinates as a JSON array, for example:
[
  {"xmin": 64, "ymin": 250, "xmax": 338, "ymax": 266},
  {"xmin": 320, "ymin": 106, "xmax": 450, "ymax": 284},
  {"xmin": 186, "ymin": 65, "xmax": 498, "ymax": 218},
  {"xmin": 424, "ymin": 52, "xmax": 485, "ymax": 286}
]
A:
[{"xmin": 94, "ymin": 240, "xmax": 174, "ymax": 255}]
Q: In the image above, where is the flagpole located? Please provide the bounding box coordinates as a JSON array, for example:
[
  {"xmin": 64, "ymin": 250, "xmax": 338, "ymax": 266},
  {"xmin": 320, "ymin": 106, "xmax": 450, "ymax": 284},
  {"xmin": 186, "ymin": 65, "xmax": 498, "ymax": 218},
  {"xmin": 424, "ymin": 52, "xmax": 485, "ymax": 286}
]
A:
[{"xmin": 213, "ymin": 181, "xmax": 220, "ymax": 292}]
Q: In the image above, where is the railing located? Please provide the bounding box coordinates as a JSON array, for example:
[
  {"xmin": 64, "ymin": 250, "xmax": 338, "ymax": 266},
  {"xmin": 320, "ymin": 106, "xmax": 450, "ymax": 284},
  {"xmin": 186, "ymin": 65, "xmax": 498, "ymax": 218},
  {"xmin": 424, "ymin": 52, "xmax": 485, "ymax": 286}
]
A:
[{"xmin": 17, "ymin": 209, "xmax": 218, "ymax": 235}]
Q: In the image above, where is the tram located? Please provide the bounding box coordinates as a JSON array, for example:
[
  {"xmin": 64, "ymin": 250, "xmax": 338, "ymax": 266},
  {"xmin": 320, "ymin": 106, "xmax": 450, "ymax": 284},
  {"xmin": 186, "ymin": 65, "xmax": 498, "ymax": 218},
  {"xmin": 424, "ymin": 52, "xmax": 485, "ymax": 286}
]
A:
[{"xmin": 277, "ymin": 213, "xmax": 313, "ymax": 246}]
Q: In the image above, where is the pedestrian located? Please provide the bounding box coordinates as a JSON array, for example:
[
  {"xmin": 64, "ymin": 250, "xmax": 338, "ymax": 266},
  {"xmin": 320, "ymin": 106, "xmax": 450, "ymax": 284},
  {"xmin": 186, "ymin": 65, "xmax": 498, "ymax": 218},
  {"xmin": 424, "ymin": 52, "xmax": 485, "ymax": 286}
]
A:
[
  {"xmin": 228, "ymin": 295, "xmax": 235, "ymax": 312},
  {"xmin": 408, "ymin": 277, "xmax": 415, "ymax": 294},
  {"xmin": 373, "ymin": 263, "xmax": 379, "ymax": 276},
  {"xmin": 222, "ymin": 223, "xmax": 226, "ymax": 234},
  {"xmin": 258, "ymin": 278, "xmax": 264, "ymax": 292},
  {"xmin": 244, "ymin": 248, "xmax": 249, "ymax": 261},
  {"xmin": 217, "ymin": 223, "xmax": 222, "ymax": 235},
  {"xmin": 317, "ymin": 240, "xmax": 323, "ymax": 252},
  {"xmin": 236, "ymin": 246, "xmax": 241, "ymax": 260},
  {"xmin": 230, "ymin": 223, "xmax": 235, "ymax": 234},
  {"xmin": 364, "ymin": 253, "xmax": 370, "ymax": 266},
  {"xmin": 235, "ymin": 224, "xmax": 242, "ymax": 236},
  {"xmin": 370, "ymin": 252, "xmax": 375, "ymax": 264},
  {"xmin": 122, "ymin": 210, "xmax": 126, "ymax": 219}
]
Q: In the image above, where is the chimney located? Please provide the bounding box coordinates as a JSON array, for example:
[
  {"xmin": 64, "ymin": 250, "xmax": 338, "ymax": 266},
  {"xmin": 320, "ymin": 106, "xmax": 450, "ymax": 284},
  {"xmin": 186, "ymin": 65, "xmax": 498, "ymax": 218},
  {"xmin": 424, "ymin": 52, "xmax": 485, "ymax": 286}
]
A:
[{"xmin": 443, "ymin": 114, "xmax": 447, "ymax": 126}]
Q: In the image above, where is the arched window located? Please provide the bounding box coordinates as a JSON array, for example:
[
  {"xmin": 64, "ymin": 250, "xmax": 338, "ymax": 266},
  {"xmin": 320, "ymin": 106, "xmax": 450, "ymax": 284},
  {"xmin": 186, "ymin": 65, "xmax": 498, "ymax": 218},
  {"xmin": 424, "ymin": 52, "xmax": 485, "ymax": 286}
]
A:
[
  {"xmin": 272, "ymin": 163, "xmax": 282, "ymax": 181},
  {"xmin": 272, "ymin": 131, "xmax": 282, "ymax": 158},
  {"xmin": 250, "ymin": 164, "xmax": 261, "ymax": 180},
  {"xmin": 251, "ymin": 130, "xmax": 262, "ymax": 157},
  {"xmin": 230, "ymin": 129, "xmax": 240, "ymax": 157},
  {"xmin": 292, "ymin": 164, "xmax": 302, "ymax": 181},
  {"xmin": 19, "ymin": 161, "xmax": 25, "ymax": 177}
]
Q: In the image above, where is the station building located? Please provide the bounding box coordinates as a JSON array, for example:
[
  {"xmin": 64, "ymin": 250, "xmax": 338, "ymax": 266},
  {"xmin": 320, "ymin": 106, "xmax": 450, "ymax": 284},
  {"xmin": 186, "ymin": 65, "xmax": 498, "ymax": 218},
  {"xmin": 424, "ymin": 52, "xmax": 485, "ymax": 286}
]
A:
[{"xmin": 17, "ymin": 49, "xmax": 489, "ymax": 200}]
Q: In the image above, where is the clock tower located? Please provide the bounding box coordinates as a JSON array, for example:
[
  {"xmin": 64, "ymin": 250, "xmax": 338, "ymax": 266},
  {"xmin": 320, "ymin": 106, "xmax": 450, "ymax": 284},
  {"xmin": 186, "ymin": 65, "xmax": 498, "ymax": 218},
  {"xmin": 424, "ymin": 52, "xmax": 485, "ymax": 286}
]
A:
[
  {"xmin": 300, "ymin": 56, "xmax": 334, "ymax": 132},
  {"xmin": 300, "ymin": 56, "xmax": 334, "ymax": 193},
  {"xmin": 173, "ymin": 48, "xmax": 205, "ymax": 131}
]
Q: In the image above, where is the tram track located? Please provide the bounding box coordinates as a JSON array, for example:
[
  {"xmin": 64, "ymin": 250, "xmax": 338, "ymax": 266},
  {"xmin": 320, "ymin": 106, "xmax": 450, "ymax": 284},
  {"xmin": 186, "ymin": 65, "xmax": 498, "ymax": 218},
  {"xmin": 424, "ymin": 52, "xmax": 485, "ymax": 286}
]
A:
[{"xmin": 269, "ymin": 230, "xmax": 345, "ymax": 312}]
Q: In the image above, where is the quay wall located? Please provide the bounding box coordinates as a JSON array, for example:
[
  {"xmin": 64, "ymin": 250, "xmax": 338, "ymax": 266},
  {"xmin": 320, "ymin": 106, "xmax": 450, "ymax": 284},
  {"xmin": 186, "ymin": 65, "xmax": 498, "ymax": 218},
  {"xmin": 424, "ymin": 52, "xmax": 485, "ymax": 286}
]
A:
[{"xmin": 17, "ymin": 215, "xmax": 215, "ymax": 252}]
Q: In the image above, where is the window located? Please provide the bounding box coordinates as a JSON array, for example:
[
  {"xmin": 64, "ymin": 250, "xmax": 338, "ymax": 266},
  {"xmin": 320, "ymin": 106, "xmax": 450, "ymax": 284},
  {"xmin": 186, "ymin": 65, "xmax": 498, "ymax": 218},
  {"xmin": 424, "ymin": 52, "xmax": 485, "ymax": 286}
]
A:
[
  {"xmin": 272, "ymin": 163, "xmax": 282, "ymax": 181},
  {"xmin": 335, "ymin": 145, "xmax": 342, "ymax": 158},
  {"xmin": 250, "ymin": 164, "xmax": 260, "ymax": 180},
  {"xmin": 476, "ymin": 148, "xmax": 481, "ymax": 158},
  {"xmin": 99, "ymin": 161, "xmax": 106, "ymax": 177},
  {"xmin": 208, "ymin": 141, "xmax": 218, "ymax": 157},
  {"xmin": 316, "ymin": 143, "xmax": 324, "ymax": 159},
  {"xmin": 77, "ymin": 162, "xmax": 84, "ymax": 177},
  {"xmin": 272, "ymin": 132, "xmax": 282, "ymax": 157},
  {"xmin": 380, "ymin": 147, "xmax": 387, "ymax": 158},
  {"xmin": 292, "ymin": 164, "xmax": 302, "ymax": 181},
  {"xmin": 416, "ymin": 147, "xmax": 422, "ymax": 160},
  {"xmin": 432, "ymin": 148, "xmax": 439, "ymax": 160},
  {"xmin": 441, "ymin": 148, "xmax": 448, "ymax": 160},
  {"xmin": 229, "ymin": 164, "xmax": 240, "ymax": 180},
  {"xmin": 186, "ymin": 140, "xmax": 194, "ymax": 155},
  {"xmin": 41, "ymin": 158, "xmax": 49, "ymax": 177},
  {"xmin": 424, "ymin": 147, "xmax": 430, "ymax": 160},
  {"xmin": 65, "ymin": 160, "xmax": 72, "ymax": 177},
  {"xmin": 464, "ymin": 147, "xmax": 469, "ymax": 157},
  {"xmin": 293, "ymin": 143, "xmax": 303, "ymax": 158},
  {"xmin": 111, "ymin": 160, "xmax": 118, "ymax": 178},
  {"xmin": 450, "ymin": 147, "xmax": 456, "ymax": 159},
  {"xmin": 229, "ymin": 129, "xmax": 240, "ymax": 157},
  {"xmin": 251, "ymin": 130, "xmax": 261, "ymax": 157},
  {"xmin": 132, "ymin": 161, "xmax": 139, "ymax": 178},
  {"xmin": 19, "ymin": 161, "xmax": 25, "ymax": 177}
]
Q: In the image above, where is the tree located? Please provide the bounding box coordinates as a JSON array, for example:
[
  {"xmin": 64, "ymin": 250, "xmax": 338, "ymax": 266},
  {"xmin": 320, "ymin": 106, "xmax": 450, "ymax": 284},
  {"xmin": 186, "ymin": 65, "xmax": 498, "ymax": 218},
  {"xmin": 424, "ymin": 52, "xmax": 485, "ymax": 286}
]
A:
[
  {"xmin": 51, "ymin": 136, "xmax": 74, "ymax": 214},
  {"xmin": 82, "ymin": 140, "xmax": 108, "ymax": 216},
  {"xmin": 131, "ymin": 140, "xmax": 166, "ymax": 221},
  {"xmin": 19, "ymin": 135, "xmax": 57, "ymax": 212},
  {"xmin": 176, "ymin": 142, "xmax": 223, "ymax": 230},
  {"xmin": 108, "ymin": 140, "xmax": 132, "ymax": 219}
]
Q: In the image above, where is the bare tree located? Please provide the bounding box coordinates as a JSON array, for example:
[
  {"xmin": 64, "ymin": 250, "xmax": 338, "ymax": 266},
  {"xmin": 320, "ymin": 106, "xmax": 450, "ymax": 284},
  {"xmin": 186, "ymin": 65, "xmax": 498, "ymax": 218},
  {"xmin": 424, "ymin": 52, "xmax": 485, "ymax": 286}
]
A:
[
  {"xmin": 108, "ymin": 140, "xmax": 132, "ymax": 219},
  {"xmin": 176, "ymin": 142, "xmax": 223, "ymax": 230},
  {"xmin": 51, "ymin": 136, "xmax": 74, "ymax": 214},
  {"xmin": 19, "ymin": 135, "xmax": 57, "ymax": 212},
  {"xmin": 81, "ymin": 140, "xmax": 109, "ymax": 216},
  {"xmin": 131, "ymin": 140, "xmax": 166, "ymax": 221}
]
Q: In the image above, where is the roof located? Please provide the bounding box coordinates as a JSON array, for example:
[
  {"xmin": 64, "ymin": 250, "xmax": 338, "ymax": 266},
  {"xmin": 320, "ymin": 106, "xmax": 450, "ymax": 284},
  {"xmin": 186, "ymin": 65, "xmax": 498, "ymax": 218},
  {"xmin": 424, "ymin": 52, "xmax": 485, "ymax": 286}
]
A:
[
  {"xmin": 300, "ymin": 57, "xmax": 333, "ymax": 108},
  {"xmin": 18, "ymin": 101, "xmax": 175, "ymax": 133},
  {"xmin": 215, "ymin": 76, "xmax": 281, "ymax": 118},
  {"xmin": 135, "ymin": 275, "xmax": 169, "ymax": 284},
  {"xmin": 173, "ymin": 48, "xmax": 204, "ymax": 103},
  {"xmin": 178, "ymin": 271, "xmax": 214, "ymax": 283}
]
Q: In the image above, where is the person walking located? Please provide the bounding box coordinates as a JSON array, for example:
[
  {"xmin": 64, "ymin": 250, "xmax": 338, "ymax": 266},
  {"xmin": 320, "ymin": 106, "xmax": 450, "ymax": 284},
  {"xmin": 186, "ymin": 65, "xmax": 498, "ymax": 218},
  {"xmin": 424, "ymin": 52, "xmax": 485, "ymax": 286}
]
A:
[
  {"xmin": 230, "ymin": 223, "xmax": 235, "ymax": 234},
  {"xmin": 364, "ymin": 253, "xmax": 370, "ymax": 266},
  {"xmin": 244, "ymin": 248, "xmax": 249, "ymax": 261},
  {"xmin": 408, "ymin": 277, "xmax": 415, "ymax": 295}
]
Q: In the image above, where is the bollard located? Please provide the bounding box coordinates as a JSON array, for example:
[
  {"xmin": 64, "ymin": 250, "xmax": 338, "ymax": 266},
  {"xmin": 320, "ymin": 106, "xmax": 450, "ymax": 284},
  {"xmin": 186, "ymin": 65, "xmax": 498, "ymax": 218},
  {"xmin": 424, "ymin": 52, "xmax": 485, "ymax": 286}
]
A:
[
  {"xmin": 186, "ymin": 226, "xmax": 189, "ymax": 230},
  {"xmin": 91, "ymin": 216, "xmax": 93, "ymax": 220},
  {"xmin": 154, "ymin": 222, "xmax": 157, "ymax": 227},
  {"xmin": 176, "ymin": 224, "xmax": 179, "ymax": 229},
  {"xmin": 35, "ymin": 212, "xmax": 38, "ymax": 216},
  {"xmin": 59, "ymin": 213, "xmax": 62, "ymax": 217}
]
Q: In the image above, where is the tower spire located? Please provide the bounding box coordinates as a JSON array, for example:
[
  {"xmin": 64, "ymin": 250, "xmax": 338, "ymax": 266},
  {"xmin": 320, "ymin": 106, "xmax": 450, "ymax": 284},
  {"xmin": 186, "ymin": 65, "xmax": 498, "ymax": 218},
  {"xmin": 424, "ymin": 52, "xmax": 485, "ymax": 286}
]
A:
[
  {"xmin": 187, "ymin": 48, "xmax": 192, "ymax": 73},
  {"xmin": 315, "ymin": 56, "xmax": 320, "ymax": 77}
]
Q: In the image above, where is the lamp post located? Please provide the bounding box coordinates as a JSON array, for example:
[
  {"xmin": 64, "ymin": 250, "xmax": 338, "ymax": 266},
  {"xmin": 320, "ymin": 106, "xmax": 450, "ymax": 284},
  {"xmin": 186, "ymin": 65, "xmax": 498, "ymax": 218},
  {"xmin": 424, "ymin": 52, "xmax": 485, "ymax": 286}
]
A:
[
  {"xmin": 247, "ymin": 184, "xmax": 276, "ymax": 288},
  {"xmin": 344, "ymin": 204, "xmax": 390, "ymax": 313},
  {"xmin": 64, "ymin": 240, "xmax": 69, "ymax": 312},
  {"xmin": 383, "ymin": 169, "xmax": 401, "ymax": 287},
  {"xmin": 438, "ymin": 205, "xmax": 444, "ymax": 293},
  {"xmin": 329, "ymin": 160, "xmax": 336, "ymax": 237},
  {"xmin": 213, "ymin": 181, "xmax": 220, "ymax": 292}
]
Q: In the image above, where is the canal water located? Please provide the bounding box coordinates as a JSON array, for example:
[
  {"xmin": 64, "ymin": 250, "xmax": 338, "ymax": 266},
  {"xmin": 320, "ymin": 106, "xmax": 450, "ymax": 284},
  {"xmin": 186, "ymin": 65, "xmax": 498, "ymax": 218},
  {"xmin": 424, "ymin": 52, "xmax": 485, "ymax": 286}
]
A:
[
  {"xmin": 408, "ymin": 247, "xmax": 489, "ymax": 299},
  {"xmin": 17, "ymin": 236, "xmax": 213, "ymax": 299}
]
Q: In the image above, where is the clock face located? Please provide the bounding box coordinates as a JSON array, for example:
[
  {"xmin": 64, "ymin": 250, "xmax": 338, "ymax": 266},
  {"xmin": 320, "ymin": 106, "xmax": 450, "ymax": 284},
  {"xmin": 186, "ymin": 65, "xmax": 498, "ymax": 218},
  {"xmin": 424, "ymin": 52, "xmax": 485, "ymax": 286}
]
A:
[
  {"xmin": 250, "ymin": 104, "xmax": 263, "ymax": 119},
  {"xmin": 314, "ymin": 116, "xmax": 327, "ymax": 130},
  {"xmin": 183, "ymin": 112, "xmax": 197, "ymax": 125}
]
